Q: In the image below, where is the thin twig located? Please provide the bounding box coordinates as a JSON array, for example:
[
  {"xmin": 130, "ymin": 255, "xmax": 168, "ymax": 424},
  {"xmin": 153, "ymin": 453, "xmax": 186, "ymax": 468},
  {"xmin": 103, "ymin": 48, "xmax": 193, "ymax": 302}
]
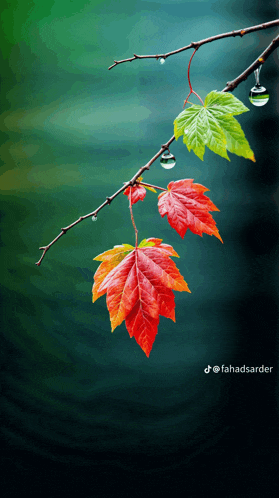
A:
[
  {"xmin": 36, "ymin": 31, "xmax": 279, "ymax": 266},
  {"xmin": 108, "ymin": 20, "xmax": 279, "ymax": 70},
  {"xmin": 223, "ymin": 33, "xmax": 279, "ymax": 91}
]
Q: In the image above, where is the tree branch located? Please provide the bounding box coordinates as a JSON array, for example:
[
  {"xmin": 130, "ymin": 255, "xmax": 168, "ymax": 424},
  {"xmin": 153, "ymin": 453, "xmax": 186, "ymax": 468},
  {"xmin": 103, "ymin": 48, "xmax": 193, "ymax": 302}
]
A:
[
  {"xmin": 223, "ymin": 33, "xmax": 279, "ymax": 91},
  {"xmin": 36, "ymin": 30, "xmax": 279, "ymax": 266},
  {"xmin": 108, "ymin": 20, "xmax": 279, "ymax": 70},
  {"xmin": 35, "ymin": 137, "xmax": 174, "ymax": 266}
]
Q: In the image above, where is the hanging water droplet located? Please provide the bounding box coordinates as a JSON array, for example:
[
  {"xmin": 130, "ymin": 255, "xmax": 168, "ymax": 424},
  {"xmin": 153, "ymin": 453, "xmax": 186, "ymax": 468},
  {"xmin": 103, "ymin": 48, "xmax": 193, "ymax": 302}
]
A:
[
  {"xmin": 249, "ymin": 84, "xmax": 269, "ymax": 106},
  {"xmin": 249, "ymin": 66, "xmax": 269, "ymax": 106},
  {"xmin": 160, "ymin": 153, "xmax": 176, "ymax": 169},
  {"xmin": 159, "ymin": 58, "xmax": 166, "ymax": 65},
  {"xmin": 92, "ymin": 215, "xmax": 97, "ymax": 221}
]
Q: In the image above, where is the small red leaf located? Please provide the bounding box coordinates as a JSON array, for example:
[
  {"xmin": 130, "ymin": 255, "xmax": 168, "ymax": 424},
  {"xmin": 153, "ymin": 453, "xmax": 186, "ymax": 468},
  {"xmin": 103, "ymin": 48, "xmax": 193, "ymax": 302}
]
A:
[
  {"xmin": 93, "ymin": 239, "xmax": 190, "ymax": 357},
  {"xmin": 158, "ymin": 179, "xmax": 223, "ymax": 242},
  {"xmin": 123, "ymin": 180, "xmax": 146, "ymax": 205}
]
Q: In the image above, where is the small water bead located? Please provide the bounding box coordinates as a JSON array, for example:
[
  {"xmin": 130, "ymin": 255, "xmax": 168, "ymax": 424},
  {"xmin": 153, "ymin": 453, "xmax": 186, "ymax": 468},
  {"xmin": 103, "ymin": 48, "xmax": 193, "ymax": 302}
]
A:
[
  {"xmin": 160, "ymin": 153, "xmax": 176, "ymax": 169},
  {"xmin": 159, "ymin": 58, "xmax": 166, "ymax": 65},
  {"xmin": 92, "ymin": 215, "xmax": 97, "ymax": 221},
  {"xmin": 249, "ymin": 84, "xmax": 269, "ymax": 107}
]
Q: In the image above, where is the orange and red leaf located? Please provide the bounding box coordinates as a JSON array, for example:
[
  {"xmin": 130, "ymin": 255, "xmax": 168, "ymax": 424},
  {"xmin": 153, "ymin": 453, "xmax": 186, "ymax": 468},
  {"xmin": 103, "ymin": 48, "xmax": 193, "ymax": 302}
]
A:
[{"xmin": 93, "ymin": 239, "xmax": 190, "ymax": 357}]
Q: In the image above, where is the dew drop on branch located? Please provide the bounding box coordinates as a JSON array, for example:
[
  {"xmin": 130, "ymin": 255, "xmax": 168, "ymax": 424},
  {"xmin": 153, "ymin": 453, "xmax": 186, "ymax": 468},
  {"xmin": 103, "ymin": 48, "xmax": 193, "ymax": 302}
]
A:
[
  {"xmin": 160, "ymin": 153, "xmax": 176, "ymax": 169},
  {"xmin": 249, "ymin": 67, "xmax": 269, "ymax": 107},
  {"xmin": 249, "ymin": 84, "xmax": 269, "ymax": 106},
  {"xmin": 92, "ymin": 215, "xmax": 97, "ymax": 221}
]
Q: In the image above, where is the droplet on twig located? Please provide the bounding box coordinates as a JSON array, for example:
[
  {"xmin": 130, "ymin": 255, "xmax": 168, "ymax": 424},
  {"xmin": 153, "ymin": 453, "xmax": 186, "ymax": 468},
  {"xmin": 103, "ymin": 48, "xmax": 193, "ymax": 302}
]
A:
[
  {"xmin": 160, "ymin": 153, "xmax": 176, "ymax": 169},
  {"xmin": 249, "ymin": 66, "xmax": 269, "ymax": 107},
  {"xmin": 249, "ymin": 85, "xmax": 269, "ymax": 106}
]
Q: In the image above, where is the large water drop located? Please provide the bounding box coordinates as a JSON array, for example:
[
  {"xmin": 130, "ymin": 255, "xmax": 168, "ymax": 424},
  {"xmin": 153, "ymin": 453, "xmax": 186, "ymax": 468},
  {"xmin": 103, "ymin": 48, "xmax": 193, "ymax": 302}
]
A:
[
  {"xmin": 249, "ymin": 66, "xmax": 269, "ymax": 107},
  {"xmin": 160, "ymin": 153, "xmax": 176, "ymax": 169},
  {"xmin": 249, "ymin": 84, "xmax": 269, "ymax": 106}
]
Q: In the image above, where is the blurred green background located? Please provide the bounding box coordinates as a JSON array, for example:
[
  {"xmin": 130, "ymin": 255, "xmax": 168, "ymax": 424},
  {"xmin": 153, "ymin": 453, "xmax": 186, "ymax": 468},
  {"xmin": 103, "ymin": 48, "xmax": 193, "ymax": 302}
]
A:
[{"xmin": 1, "ymin": 0, "xmax": 279, "ymax": 496}]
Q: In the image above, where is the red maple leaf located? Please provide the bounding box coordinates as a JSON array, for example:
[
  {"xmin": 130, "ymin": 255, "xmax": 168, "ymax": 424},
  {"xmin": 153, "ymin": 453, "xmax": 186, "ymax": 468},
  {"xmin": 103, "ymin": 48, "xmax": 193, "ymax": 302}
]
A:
[
  {"xmin": 123, "ymin": 180, "xmax": 146, "ymax": 205},
  {"xmin": 158, "ymin": 179, "xmax": 223, "ymax": 242},
  {"xmin": 93, "ymin": 238, "xmax": 190, "ymax": 357},
  {"xmin": 123, "ymin": 176, "xmax": 157, "ymax": 205}
]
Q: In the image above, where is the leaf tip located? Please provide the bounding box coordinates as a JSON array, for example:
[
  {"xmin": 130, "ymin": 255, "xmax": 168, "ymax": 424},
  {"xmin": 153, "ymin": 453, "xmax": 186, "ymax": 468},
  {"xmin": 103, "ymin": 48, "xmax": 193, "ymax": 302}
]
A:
[
  {"xmin": 111, "ymin": 320, "xmax": 120, "ymax": 333},
  {"xmin": 92, "ymin": 290, "xmax": 99, "ymax": 303},
  {"xmin": 250, "ymin": 154, "xmax": 256, "ymax": 163},
  {"xmin": 215, "ymin": 232, "xmax": 223, "ymax": 243}
]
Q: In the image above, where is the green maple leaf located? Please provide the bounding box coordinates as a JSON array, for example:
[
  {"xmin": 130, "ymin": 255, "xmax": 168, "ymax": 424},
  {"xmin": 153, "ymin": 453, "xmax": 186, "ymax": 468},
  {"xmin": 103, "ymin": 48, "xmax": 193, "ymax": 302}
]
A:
[{"xmin": 174, "ymin": 91, "xmax": 255, "ymax": 162}]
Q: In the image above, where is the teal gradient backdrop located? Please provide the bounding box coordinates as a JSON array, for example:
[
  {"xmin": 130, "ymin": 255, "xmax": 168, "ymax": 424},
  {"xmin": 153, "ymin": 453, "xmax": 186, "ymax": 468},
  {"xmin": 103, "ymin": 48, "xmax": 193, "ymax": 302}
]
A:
[{"xmin": 1, "ymin": 1, "xmax": 279, "ymax": 496}]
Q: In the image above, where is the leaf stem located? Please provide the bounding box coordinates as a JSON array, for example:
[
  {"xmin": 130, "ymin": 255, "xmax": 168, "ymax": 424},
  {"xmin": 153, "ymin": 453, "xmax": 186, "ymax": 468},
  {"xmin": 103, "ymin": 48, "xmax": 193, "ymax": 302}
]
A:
[
  {"xmin": 137, "ymin": 181, "xmax": 167, "ymax": 191},
  {"xmin": 183, "ymin": 49, "xmax": 204, "ymax": 107},
  {"xmin": 129, "ymin": 190, "xmax": 138, "ymax": 248}
]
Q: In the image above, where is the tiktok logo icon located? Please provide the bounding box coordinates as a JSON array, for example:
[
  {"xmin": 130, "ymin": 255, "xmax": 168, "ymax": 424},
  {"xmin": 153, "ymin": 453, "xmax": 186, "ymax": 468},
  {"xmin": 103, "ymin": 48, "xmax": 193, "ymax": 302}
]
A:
[{"xmin": 204, "ymin": 365, "xmax": 212, "ymax": 374}]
